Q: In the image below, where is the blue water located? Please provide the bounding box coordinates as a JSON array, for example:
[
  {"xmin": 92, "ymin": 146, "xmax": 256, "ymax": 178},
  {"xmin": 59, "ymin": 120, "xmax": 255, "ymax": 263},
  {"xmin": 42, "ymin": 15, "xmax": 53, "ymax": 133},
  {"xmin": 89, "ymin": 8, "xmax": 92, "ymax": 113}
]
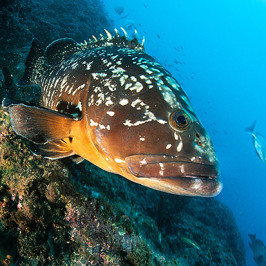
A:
[{"xmin": 103, "ymin": 0, "xmax": 266, "ymax": 265}]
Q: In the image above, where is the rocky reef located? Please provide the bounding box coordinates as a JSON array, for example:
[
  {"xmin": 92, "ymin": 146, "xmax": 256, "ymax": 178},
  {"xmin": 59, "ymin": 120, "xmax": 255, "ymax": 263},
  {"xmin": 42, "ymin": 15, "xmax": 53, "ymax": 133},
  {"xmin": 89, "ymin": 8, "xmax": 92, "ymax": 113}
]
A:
[{"xmin": 0, "ymin": 0, "xmax": 246, "ymax": 265}]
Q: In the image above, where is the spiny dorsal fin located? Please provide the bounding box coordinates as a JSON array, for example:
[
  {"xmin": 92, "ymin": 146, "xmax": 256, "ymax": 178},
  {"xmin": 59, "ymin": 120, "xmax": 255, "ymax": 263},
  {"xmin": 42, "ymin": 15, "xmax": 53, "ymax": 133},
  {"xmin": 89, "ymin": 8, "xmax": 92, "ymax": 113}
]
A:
[
  {"xmin": 44, "ymin": 38, "xmax": 79, "ymax": 65},
  {"xmin": 19, "ymin": 39, "xmax": 44, "ymax": 85},
  {"xmin": 79, "ymin": 28, "xmax": 145, "ymax": 52}
]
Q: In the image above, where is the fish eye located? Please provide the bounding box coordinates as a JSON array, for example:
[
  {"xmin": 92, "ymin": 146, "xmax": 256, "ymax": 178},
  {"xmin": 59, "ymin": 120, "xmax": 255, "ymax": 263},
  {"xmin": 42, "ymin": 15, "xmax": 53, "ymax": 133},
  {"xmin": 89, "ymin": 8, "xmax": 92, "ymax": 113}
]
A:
[{"xmin": 170, "ymin": 111, "xmax": 190, "ymax": 130}]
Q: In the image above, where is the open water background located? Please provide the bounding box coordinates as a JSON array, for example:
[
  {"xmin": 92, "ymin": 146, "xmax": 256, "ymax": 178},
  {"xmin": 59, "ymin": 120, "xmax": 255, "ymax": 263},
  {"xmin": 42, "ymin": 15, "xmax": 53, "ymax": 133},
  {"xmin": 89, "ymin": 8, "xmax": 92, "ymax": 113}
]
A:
[{"xmin": 103, "ymin": 0, "xmax": 266, "ymax": 265}]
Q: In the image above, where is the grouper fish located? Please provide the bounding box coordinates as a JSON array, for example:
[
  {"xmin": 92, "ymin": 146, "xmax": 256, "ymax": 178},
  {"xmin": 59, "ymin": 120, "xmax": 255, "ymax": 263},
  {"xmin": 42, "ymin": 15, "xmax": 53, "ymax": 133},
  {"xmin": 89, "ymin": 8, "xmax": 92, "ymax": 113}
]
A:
[{"xmin": 6, "ymin": 29, "xmax": 222, "ymax": 196}]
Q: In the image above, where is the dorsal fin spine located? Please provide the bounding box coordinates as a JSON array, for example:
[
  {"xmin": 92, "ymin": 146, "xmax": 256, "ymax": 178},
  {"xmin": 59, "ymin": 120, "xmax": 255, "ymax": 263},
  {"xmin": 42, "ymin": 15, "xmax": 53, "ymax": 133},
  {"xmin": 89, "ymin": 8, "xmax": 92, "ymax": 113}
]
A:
[
  {"xmin": 104, "ymin": 29, "xmax": 112, "ymax": 40},
  {"xmin": 80, "ymin": 28, "xmax": 145, "ymax": 52},
  {"xmin": 120, "ymin": 27, "xmax": 128, "ymax": 39}
]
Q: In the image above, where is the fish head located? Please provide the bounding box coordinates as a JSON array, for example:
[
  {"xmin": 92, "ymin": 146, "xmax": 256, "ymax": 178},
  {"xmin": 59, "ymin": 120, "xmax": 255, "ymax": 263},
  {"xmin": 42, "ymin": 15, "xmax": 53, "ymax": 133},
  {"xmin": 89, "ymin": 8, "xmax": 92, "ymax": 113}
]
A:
[{"xmin": 94, "ymin": 67, "xmax": 221, "ymax": 196}]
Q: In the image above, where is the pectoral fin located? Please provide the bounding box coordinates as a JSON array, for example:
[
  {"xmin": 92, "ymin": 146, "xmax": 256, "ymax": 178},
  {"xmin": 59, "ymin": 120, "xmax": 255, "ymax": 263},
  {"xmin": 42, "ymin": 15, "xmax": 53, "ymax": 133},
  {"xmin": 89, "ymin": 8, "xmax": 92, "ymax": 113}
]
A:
[
  {"xmin": 30, "ymin": 139, "xmax": 75, "ymax": 159},
  {"xmin": 8, "ymin": 103, "xmax": 77, "ymax": 159}
]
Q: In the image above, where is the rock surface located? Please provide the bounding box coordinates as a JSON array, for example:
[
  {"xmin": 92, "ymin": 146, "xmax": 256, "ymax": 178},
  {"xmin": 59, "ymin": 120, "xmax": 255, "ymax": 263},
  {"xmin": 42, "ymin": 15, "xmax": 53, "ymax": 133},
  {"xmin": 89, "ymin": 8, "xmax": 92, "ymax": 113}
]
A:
[{"xmin": 0, "ymin": 0, "xmax": 111, "ymax": 101}]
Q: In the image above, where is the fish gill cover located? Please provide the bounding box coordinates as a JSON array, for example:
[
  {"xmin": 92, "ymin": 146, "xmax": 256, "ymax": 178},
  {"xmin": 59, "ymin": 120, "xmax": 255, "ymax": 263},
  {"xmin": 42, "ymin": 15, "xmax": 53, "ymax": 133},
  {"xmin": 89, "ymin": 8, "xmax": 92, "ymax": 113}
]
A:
[{"xmin": 0, "ymin": 0, "xmax": 246, "ymax": 265}]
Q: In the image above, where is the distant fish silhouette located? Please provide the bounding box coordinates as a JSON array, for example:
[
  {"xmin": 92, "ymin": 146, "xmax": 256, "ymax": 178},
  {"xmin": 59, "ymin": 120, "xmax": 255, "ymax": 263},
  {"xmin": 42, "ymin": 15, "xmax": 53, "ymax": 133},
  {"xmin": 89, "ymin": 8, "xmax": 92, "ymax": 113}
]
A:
[
  {"xmin": 246, "ymin": 122, "xmax": 266, "ymax": 164},
  {"xmin": 249, "ymin": 234, "xmax": 266, "ymax": 266},
  {"xmin": 181, "ymin": 236, "xmax": 201, "ymax": 250},
  {"xmin": 114, "ymin": 6, "xmax": 124, "ymax": 16}
]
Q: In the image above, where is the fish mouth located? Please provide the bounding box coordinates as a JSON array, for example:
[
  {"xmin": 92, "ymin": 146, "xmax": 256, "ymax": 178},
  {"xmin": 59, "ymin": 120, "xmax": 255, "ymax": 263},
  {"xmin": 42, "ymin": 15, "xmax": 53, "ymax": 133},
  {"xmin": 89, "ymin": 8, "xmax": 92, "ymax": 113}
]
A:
[{"xmin": 125, "ymin": 154, "xmax": 222, "ymax": 196}]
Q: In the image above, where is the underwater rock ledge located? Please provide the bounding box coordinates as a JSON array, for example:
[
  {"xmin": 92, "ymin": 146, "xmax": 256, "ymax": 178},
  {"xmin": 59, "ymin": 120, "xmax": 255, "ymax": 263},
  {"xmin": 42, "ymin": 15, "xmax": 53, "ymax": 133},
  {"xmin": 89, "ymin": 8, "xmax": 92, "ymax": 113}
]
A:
[{"xmin": 0, "ymin": 108, "xmax": 245, "ymax": 265}]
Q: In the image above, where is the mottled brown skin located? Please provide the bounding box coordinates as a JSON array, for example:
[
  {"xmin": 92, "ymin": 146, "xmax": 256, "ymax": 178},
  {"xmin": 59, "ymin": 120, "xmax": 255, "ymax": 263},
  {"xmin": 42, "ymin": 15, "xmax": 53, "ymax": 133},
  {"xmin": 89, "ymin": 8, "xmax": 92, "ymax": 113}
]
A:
[{"xmin": 7, "ymin": 34, "xmax": 222, "ymax": 196}]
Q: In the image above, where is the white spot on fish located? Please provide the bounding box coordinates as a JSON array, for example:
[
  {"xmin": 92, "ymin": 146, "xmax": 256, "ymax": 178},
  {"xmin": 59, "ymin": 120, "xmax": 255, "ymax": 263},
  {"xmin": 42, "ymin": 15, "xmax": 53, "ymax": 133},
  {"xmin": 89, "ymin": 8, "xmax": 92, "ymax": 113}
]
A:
[
  {"xmin": 107, "ymin": 111, "xmax": 115, "ymax": 116},
  {"xmin": 72, "ymin": 84, "xmax": 85, "ymax": 96},
  {"xmin": 166, "ymin": 144, "xmax": 172, "ymax": 149},
  {"xmin": 86, "ymin": 62, "xmax": 93, "ymax": 70},
  {"xmin": 90, "ymin": 119, "xmax": 98, "ymax": 126},
  {"xmin": 115, "ymin": 158, "xmax": 125, "ymax": 163},
  {"xmin": 165, "ymin": 76, "xmax": 180, "ymax": 90},
  {"xmin": 140, "ymin": 158, "xmax": 147, "ymax": 166},
  {"xmin": 174, "ymin": 132, "xmax": 179, "ymax": 140},
  {"xmin": 160, "ymin": 85, "xmax": 179, "ymax": 109},
  {"xmin": 177, "ymin": 140, "xmax": 183, "ymax": 152},
  {"xmin": 61, "ymin": 75, "xmax": 69, "ymax": 89},
  {"xmin": 119, "ymin": 99, "xmax": 129, "ymax": 105},
  {"xmin": 105, "ymin": 97, "xmax": 114, "ymax": 106},
  {"xmin": 140, "ymin": 137, "xmax": 145, "ymax": 141},
  {"xmin": 191, "ymin": 156, "xmax": 196, "ymax": 162},
  {"xmin": 190, "ymin": 179, "xmax": 202, "ymax": 190},
  {"xmin": 111, "ymin": 55, "xmax": 119, "ymax": 60},
  {"xmin": 92, "ymin": 72, "xmax": 107, "ymax": 80},
  {"xmin": 140, "ymin": 75, "xmax": 147, "ymax": 80},
  {"xmin": 71, "ymin": 62, "xmax": 79, "ymax": 69},
  {"xmin": 129, "ymin": 82, "xmax": 143, "ymax": 93},
  {"xmin": 158, "ymin": 119, "xmax": 167, "ymax": 124},
  {"xmin": 112, "ymin": 67, "xmax": 126, "ymax": 77},
  {"xmin": 125, "ymin": 83, "xmax": 132, "ymax": 90},
  {"xmin": 131, "ymin": 99, "xmax": 142, "ymax": 108},
  {"xmin": 124, "ymin": 119, "xmax": 152, "ymax": 127},
  {"xmin": 98, "ymin": 124, "xmax": 106, "ymax": 130}
]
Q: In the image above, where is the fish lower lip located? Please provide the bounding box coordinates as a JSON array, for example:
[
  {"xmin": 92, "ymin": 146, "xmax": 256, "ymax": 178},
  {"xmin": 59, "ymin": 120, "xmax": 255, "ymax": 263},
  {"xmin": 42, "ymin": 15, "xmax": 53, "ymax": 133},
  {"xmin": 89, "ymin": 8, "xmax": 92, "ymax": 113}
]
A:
[
  {"xmin": 125, "ymin": 154, "xmax": 219, "ymax": 179},
  {"xmin": 125, "ymin": 154, "xmax": 221, "ymax": 196}
]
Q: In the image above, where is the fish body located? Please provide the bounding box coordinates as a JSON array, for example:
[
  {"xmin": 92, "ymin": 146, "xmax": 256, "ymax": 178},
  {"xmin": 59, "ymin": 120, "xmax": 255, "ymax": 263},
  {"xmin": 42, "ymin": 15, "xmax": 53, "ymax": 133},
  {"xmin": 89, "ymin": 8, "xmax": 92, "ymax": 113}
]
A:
[
  {"xmin": 6, "ymin": 30, "xmax": 222, "ymax": 196},
  {"xmin": 246, "ymin": 122, "xmax": 266, "ymax": 164},
  {"xmin": 248, "ymin": 234, "xmax": 266, "ymax": 266}
]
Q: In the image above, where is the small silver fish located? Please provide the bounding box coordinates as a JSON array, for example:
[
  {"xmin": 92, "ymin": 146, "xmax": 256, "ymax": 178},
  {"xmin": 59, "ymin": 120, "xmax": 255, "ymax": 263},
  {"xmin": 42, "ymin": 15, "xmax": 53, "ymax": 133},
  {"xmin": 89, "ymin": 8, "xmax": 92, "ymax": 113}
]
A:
[
  {"xmin": 181, "ymin": 236, "xmax": 201, "ymax": 250},
  {"xmin": 246, "ymin": 122, "xmax": 266, "ymax": 164}
]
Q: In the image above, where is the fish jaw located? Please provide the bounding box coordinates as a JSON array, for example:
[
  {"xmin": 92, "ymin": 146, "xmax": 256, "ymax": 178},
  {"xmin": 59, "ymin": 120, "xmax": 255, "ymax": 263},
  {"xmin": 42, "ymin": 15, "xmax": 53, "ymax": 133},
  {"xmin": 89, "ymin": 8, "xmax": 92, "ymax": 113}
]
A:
[{"xmin": 125, "ymin": 154, "xmax": 222, "ymax": 197}]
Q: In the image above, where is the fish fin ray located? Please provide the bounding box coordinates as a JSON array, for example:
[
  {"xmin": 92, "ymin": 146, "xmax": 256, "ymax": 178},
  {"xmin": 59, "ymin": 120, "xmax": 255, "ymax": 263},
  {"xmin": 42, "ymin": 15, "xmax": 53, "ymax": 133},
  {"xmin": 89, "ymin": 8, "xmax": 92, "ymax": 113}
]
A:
[
  {"xmin": 8, "ymin": 104, "xmax": 75, "ymax": 144},
  {"xmin": 80, "ymin": 29, "xmax": 145, "ymax": 51},
  {"xmin": 31, "ymin": 139, "xmax": 74, "ymax": 159}
]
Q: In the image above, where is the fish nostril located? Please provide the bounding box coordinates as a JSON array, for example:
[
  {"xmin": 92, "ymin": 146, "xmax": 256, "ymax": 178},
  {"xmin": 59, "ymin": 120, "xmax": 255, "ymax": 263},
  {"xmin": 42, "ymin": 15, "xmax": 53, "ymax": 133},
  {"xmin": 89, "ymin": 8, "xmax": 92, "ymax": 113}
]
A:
[{"xmin": 195, "ymin": 132, "xmax": 202, "ymax": 146}]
